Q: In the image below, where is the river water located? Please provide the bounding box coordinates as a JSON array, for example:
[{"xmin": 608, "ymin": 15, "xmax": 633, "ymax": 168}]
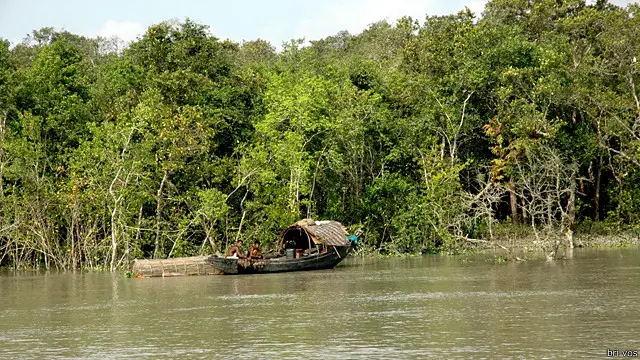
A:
[{"xmin": 1, "ymin": 248, "xmax": 639, "ymax": 359}]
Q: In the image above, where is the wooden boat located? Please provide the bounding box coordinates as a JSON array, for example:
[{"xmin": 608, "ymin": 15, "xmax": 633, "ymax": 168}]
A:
[
  {"xmin": 132, "ymin": 219, "xmax": 356, "ymax": 277},
  {"xmin": 207, "ymin": 245, "xmax": 351, "ymax": 275},
  {"xmin": 207, "ymin": 219, "xmax": 354, "ymax": 275}
]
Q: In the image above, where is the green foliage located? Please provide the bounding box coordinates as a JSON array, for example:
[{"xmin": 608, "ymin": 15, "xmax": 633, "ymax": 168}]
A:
[{"xmin": 1, "ymin": 2, "xmax": 640, "ymax": 269}]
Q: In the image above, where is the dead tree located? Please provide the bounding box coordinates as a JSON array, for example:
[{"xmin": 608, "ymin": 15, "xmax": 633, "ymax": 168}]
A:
[{"xmin": 513, "ymin": 144, "xmax": 576, "ymax": 259}]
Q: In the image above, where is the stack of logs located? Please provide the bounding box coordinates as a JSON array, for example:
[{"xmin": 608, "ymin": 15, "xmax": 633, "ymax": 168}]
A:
[{"xmin": 132, "ymin": 256, "xmax": 220, "ymax": 277}]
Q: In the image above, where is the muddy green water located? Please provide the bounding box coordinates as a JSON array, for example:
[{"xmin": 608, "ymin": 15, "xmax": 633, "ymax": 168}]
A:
[{"xmin": 1, "ymin": 248, "xmax": 639, "ymax": 359}]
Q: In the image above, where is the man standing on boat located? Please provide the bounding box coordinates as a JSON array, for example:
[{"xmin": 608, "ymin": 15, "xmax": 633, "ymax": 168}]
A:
[{"xmin": 226, "ymin": 240, "xmax": 246, "ymax": 259}]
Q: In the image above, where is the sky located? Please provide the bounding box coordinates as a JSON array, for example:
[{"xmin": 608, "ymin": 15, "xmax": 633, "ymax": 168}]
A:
[{"xmin": 0, "ymin": 0, "xmax": 636, "ymax": 50}]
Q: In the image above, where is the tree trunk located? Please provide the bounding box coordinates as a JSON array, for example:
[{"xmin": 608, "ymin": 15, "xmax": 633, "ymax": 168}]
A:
[
  {"xmin": 109, "ymin": 166, "xmax": 123, "ymax": 271},
  {"xmin": 594, "ymin": 155, "xmax": 602, "ymax": 221},
  {"xmin": 521, "ymin": 196, "xmax": 527, "ymax": 223},
  {"xmin": 546, "ymin": 191, "xmax": 552, "ymax": 227},
  {"xmin": 0, "ymin": 112, "xmax": 6, "ymax": 266},
  {"xmin": 110, "ymin": 199, "xmax": 119, "ymax": 271},
  {"xmin": 109, "ymin": 128, "xmax": 134, "ymax": 269},
  {"xmin": 509, "ymin": 179, "xmax": 519, "ymax": 225},
  {"xmin": 71, "ymin": 196, "xmax": 78, "ymax": 270},
  {"xmin": 133, "ymin": 204, "xmax": 142, "ymax": 264},
  {"xmin": 0, "ymin": 110, "xmax": 5, "ymax": 201},
  {"xmin": 566, "ymin": 163, "xmax": 577, "ymax": 249},
  {"xmin": 154, "ymin": 168, "xmax": 169, "ymax": 259}
]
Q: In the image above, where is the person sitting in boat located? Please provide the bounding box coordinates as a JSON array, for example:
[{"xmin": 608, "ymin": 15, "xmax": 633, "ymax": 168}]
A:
[
  {"xmin": 226, "ymin": 240, "xmax": 246, "ymax": 259},
  {"xmin": 248, "ymin": 241, "xmax": 263, "ymax": 259}
]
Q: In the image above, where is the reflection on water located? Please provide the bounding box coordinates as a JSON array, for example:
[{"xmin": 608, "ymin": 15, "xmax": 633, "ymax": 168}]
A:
[{"xmin": 1, "ymin": 248, "xmax": 639, "ymax": 359}]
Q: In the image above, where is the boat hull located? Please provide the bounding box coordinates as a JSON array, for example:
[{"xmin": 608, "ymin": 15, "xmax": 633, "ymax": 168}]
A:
[{"xmin": 207, "ymin": 246, "xmax": 351, "ymax": 275}]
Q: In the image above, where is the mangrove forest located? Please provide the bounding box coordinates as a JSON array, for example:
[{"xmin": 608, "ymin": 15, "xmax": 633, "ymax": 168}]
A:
[{"xmin": 1, "ymin": 0, "xmax": 640, "ymax": 270}]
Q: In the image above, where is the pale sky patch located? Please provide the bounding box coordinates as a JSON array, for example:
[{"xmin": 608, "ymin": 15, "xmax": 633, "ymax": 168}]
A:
[
  {"xmin": 0, "ymin": 0, "xmax": 638, "ymax": 49},
  {"xmin": 290, "ymin": 0, "xmax": 475, "ymax": 45},
  {"xmin": 466, "ymin": 0, "xmax": 488, "ymax": 16},
  {"xmin": 97, "ymin": 20, "xmax": 144, "ymax": 44}
]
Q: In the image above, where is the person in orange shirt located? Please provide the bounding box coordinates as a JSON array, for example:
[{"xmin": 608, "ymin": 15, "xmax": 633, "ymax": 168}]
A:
[{"xmin": 248, "ymin": 241, "xmax": 263, "ymax": 259}]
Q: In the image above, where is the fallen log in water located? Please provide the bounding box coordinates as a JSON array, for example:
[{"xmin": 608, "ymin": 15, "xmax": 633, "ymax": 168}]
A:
[{"xmin": 132, "ymin": 256, "xmax": 220, "ymax": 277}]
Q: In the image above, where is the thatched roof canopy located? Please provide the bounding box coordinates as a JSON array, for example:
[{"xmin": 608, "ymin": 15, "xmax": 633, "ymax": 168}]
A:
[{"xmin": 277, "ymin": 219, "xmax": 349, "ymax": 250}]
